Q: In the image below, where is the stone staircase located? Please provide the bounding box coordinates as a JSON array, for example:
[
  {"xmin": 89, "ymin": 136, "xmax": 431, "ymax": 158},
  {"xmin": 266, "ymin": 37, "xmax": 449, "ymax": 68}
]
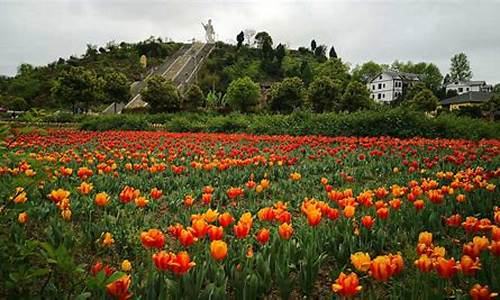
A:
[{"xmin": 103, "ymin": 42, "xmax": 214, "ymax": 114}]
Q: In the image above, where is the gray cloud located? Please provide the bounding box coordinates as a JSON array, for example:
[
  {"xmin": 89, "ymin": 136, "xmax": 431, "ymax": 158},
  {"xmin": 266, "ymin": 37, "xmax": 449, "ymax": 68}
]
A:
[{"xmin": 0, "ymin": 0, "xmax": 499, "ymax": 83}]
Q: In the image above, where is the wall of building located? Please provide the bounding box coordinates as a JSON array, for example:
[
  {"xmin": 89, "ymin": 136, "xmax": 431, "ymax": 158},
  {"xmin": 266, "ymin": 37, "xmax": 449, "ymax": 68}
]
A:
[{"xmin": 367, "ymin": 73, "xmax": 403, "ymax": 102}]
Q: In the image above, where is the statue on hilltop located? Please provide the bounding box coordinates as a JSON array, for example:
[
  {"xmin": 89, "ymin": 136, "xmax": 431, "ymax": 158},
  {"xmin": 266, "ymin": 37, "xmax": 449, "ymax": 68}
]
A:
[{"xmin": 202, "ymin": 19, "xmax": 215, "ymax": 44}]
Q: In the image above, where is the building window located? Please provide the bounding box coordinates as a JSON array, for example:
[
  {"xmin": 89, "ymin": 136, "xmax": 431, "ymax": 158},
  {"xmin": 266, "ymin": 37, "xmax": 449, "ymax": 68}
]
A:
[
  {"xmin": 466, "ymin": 88, "xmax": 469, "ymax": 91},
  {"xmin": 377, "ymin": 94, "xmax": 381, "ymax": 99},
  {"xmin": 379, "ymin": 76, "xmax": 382, "ymax": 79},
  {"xmin": 378, "ymin": 83, "xmax": 382, "ymax": 89},
  {"xmin": 382, "ymin": 94, "xmax": 385, "ymax": 99},
  {"xmin": 458, "ymin": 88, "xmax": 463, "ymax": 93},
  {"xmin": 383, "ymin": 83, "xmax": 386, "ymax": 88},
  {"xmin": 372, "ymin": 85, "xmax": 375, "ymax": 90}
]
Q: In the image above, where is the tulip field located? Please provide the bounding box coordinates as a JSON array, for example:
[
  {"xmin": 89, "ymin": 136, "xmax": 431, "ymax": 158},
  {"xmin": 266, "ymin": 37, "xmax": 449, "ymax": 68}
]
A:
[{"xmin": 1, "ymin": 129, "xmax": 499, "ymax": 299}]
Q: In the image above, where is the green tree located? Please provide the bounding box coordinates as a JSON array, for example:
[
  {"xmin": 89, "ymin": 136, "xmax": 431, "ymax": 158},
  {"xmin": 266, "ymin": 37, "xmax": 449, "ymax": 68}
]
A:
[
  {"xmin": 329, "ymin": 46, "xmax": 337, "ymax": 59},
  {"xmin": 101, "ymin": 69, "xmax": 130, "ymax": 104},
  {"xmin": 481, "ymin": 93, "xmax": 500, "ymax": 121},
  {"xmin": 275, "ymin": 43, "xmax": 286, "ymax": 67},
  {"xmin": 352, "ymin": 61, "xmax": 383, "ymax": 83},
  {"xmin": 450, "ymin": 53, "xmax": 472, "ymax": 82},
  {"xmin": 404, "ymin": 82, "xmax": 428, "ymax": 102},
  {"xmin": 236, "ymin": 31, "xmax": 245, "ymax": 50},
  {"xmin": 51, "ymin": 66, "xmax": 102, "ymax": 113},
  {"xmin": 300, "ymin": 60, "xmax": 314, "ymax": 85},
  {"xmin": 0, "ymin": 95, "xmax": 28, "ymax": 111},
  {"xmin": 310, "ymin": 40, "xmax": 317, "ymax": 51},
  {"xmin": 141, "ymin": 75, "xmax": 180, "ymax": 113},
  {"xmin": 316, "ymin": 58, "xmax": 350, "ymax": 88},
  {"xmin": 184, "ymin": 84, "xmax": 205, "ymax": 111},
  {"xmin": 225, "ymin": 76, "xmax": 260, "ymax": 113},
  {"xmin": 254, "ymin": 32, "xmax": 273, "ymax": 48},
  {"xmin": 307, "ymin": 76, "xmax": 341, "ymax": 112},
  {"xmin": 314, "ymin": 45, "xmax": 327, "ymax": 62},
  {"xmin": 269, "ymin": 77, "xmax": 305, "ymax": 113},
  {"xmin": 493, "ymin": 83, "xmax": 500, "ymax": 93},
  {"xmin": 408, "ymin": 89, "xmax": 439, "ymax": 112},
  {"xmin": 341, "ymin": 81, "xmax": 373, "ymax": 112}
]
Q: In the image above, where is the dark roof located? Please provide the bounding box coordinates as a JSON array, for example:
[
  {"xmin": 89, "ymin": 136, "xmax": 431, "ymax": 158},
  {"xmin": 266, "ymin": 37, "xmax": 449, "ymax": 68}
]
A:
[
  {"xmin": 441, "ymin": 91, "xmax": 492, "ymax": 105},
  {"xmin": 368, "ymin": 71, "xmax": 420, "ymax": 83},
  {"xmin": 448, "ymin": 80, "xmax": 486, "ymax": 86}
]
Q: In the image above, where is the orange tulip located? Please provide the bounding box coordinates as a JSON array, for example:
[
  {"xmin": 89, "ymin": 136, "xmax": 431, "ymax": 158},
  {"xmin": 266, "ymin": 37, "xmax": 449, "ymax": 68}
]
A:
[
  {"xmin": 207, "ymin": 225, "xmax": 224, "ymax": 241},
  {"xmin": 106, "ymin": 275, "xmax": 132, "ymax": 300},
  {"xmin": 331, "ymin": 272, "xmax": 362, "ymax": 297},
  {"xmin": 95, "ymin": 192, "xmax": 110, "ymax": 207},
  {"xmin": 169, "ymin": 251, "xmax": 196, "ymax": 275},
  {"xmin": 140, "ymin": 229, "xmax": 165, "ymax": 249},
  {"xmin": 255, "ymin": 228, "xmax": 270, "ymax": 245},
  {"xmin": 305, "ymin": 208, "xmax": 322, "ymax": 227},
  {"xmin": 153, "ymin": 250, "xmax": 175, "ymax": 271},
  {"xmin": 78, "ymin": 182, "xmax": 93, "ymax": 195},
  {"xmin": 490, "ymin": 240, "xmax": 500, "ymax": 256},
  {"xmin": 376, "ymin": 207, "xmax": 389, "ymax": 219},
  {"xmin": 233, "ymin": 222, "xmax": 251, "ymax": 239},
  {"xmin": 179, "ymin": 229, "xmax": 197, "ymax": 247},
  {"xmin": 361, "ymin": 215, "xmax": 374, "ymax": 229},
  {"xmin": 210, "ymin": 240, "xmax": 228, "ymax": 261},
  {"xmin": 48, "ymin": 188, "xmax": 70, "ymax": 203},
  {"xmin": 418, "ymin": 231, "xmax": 433, "ymax": 246},
  {"xmin": 350, "ymin": 252, "xmax": 371, "ymax": 272},
  {"xmin": 135, "ymin": 196, "xmax": 149, "ymax": 208},
  {"xmin": 203, "ymin": 209, "xmax": 219, "ymax": 223},
  {"xmin": 414, "ymin": 199, "xmax": 425, "ymax": 210},
  {"xmin": 218, "ymin": 212, "xmax": 234, "ymax": 228},
  {"xmin": 434, "ymin": 257, "xmax": 459, "ymax": 278},
  {"xmin": 369, "ymin": 255, "xmax": 393, "ymax": 281},
  {"xmin": 149, "ymin": 188, "xmax": 162, "ymax": 200},
  {"xmin": 343, "ymin": 205, "xmax": 355, "ymax": 218},
  {"xmin": 492, "ymin": 226, "xmax": 500, "ymax": 242},
  {"xmin": 470, "ymin": 284, "xmax": 498, "ymax": 300},
  {"xmin": 18, "ymin": 212, "xmax": 28, "ymax": 224},
  {"xmin": 102, "ymin": 232, "xmax": 115, "ymax": 247},
  {"xmin": 460, "ymin": 255, "xmax": 481, "ymax": 276},
  {"xmin": 119, "ymin": 186, "xmax": 140, "ymax": 204},
  {"xmin": 191, "ymin": 219, "xmax": 209, "ymax": 238},
  {"xmin": 278, "ymin": 223, "xmax": 293, "ymax": 240},
  {"xmin": 414, "ymin": 254, "xmax": 433, "ymax": 273}
]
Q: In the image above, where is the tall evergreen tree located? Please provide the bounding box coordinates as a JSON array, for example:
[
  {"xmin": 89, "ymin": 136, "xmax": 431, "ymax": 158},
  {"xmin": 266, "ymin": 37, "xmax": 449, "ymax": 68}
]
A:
[
  {"xmin": 329, "ymin": 46, "xmax": 338, "ymax": 59},
  {"xmin": 310, "ymin": 39, "xmax": 317, "ymax": 51},
  {"xmin": 236, "ymin": 31, "xmax": 245, "ymax": 50}
]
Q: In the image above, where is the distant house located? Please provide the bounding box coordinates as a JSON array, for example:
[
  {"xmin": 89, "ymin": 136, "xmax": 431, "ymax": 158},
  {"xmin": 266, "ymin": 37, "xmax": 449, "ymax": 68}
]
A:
[
  {"xmin": 440, "ymin": 91, "xmax": 492, "ymax": 110},
  {"xmin": 445, "ymin": 81, "xmax": 492, "ymax": 95},
  {"xmin": 367, "ymin": 71, "xmax": 420, "ymax": 103}
]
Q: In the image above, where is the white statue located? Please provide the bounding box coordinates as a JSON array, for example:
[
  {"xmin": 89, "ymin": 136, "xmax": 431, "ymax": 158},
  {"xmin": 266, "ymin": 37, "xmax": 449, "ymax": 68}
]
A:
[{"xmin": 202, "ymin": 19, "xmax": 215, "ymax": 43}]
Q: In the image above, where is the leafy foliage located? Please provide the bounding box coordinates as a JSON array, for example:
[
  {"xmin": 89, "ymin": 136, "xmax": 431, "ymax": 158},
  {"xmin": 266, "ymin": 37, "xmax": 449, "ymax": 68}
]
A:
[
  {"xmin": 225, "ymin": 76, "xmax": 261, "ymax": 113},
  {"xmin": 269, "ymin": 77, "xmax": 306, "ymax": 113},
  {"xmin": 141, "ymin": 75, "xmax": 180, "ymax": 113},
  {"xmin": 307, "ymin": 76, "xmax": 341, "ymax": 112}
]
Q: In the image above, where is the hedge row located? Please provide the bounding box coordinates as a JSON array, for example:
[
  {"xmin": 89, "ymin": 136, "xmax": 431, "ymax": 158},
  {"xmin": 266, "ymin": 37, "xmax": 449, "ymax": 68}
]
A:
[{"xmin": 79, "ymin": 108, "xmax": 500, "ymax": 140}]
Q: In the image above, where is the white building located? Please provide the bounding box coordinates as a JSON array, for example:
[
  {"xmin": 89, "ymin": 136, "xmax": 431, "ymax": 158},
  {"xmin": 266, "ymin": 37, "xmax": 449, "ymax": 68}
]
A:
[
  {"xmin": 445, "ymin": 81, "xmax": 492, "ymax": 95},
  {"xmin": 367, "ymin": 71, "xmax": 420, "ymax": 103}
]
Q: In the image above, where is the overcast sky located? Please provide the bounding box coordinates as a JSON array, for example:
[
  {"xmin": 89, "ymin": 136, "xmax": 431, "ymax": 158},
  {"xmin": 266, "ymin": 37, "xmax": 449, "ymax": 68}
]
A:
[{"xmin": 1, "ymin": 0, "xmax": 499, "ymax": 83}]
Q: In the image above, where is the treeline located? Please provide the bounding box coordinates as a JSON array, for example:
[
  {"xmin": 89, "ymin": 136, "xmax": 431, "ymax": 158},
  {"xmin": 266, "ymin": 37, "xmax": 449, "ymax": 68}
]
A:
[{"xmin": 0, "ymin": 37, "xmax": 181, "ymax": 111}]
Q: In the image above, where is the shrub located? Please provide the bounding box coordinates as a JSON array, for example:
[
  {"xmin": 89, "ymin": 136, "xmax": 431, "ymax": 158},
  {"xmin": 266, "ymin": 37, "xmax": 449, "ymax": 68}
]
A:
[
  {"xmin": 341, "ymin": 81, "xmax": 373, "ymax": 112},
  {"xmin": 408, "ymin": 89, "xmax": 439, "ymax": 112},
  {"xmin": 183, "ymin": 84, "xmax": 205, "ymax": 111},
  {"xmin": 225, "ymin": 77, "xmax": 260, "ymax": 113},
  {"xmin": 269, "ymin": 77, "xmax": 305, "ymax": 113},
  {"xmin": 80, "ymin": 115, "xmax": 150, "ymax": 131},
  {"xmin": 307, "ymin": 76, "xmax": 341, "ymax": 112},
  {"xmin": 141, "ymin": 75, "xmax": 180, "ymax": 113}
]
